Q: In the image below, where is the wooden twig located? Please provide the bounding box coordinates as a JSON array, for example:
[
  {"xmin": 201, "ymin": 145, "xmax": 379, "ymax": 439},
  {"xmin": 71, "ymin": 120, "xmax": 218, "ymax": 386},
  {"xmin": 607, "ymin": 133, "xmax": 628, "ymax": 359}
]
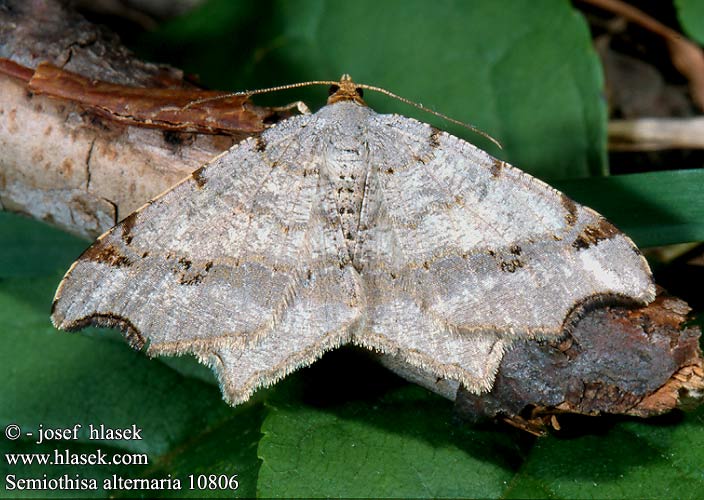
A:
[
  {"xmin": 579, "ymin": 0, "xmax": 704, "ymax": 111},
  {"xmin": 0, "ymin": 1, "xmax": 270, "ymax": 239},
  {"xmin": 609, "ymin": 116, "xmax": 704, "ymax": 150}
]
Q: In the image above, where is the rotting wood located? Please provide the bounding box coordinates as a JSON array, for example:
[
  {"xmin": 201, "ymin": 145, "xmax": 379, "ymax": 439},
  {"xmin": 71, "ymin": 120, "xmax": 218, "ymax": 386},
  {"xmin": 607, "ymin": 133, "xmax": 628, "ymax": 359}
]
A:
[{"xmin": 454, "ymin": 288, "xmax": 704, "ymax": 434}]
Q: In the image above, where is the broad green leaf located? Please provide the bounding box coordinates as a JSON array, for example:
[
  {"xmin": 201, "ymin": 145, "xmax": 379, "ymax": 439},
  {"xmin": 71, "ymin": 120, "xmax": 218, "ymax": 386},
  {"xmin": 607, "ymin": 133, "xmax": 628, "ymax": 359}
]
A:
[
  {"xmin": 139, "ymin": 0, "xmax": 607, "ymax": 179},
  {"xmin": 504, "ymin": 408, "xmax": 704, "ymax": 499},
  {"xmin": 133, "ymin": 407, "xmax": 264, "ymax": 498},
  {"xmin": 0, "ymin": 216, "xmax": 262, "ymax": 498},
  {"xmin": 555, "ymin": 169, "xmax": 704, "ymax": 247},
  {"xmin": 676, "ymin": 0, "xmax": 704, "ymax": 45},
  {"xmin": 0, "ymin": 213, "xmax": 87, "ymax": 279},
  {"xmin": 257, "ymin": 384, "xmax": 521, "ymax": 498}
]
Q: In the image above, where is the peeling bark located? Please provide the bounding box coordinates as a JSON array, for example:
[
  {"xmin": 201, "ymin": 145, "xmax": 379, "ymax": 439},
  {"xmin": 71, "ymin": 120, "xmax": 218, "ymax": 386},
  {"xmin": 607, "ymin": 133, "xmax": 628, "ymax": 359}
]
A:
[
  {"xmin": 0, "ymin": 0, "xmax": 184, "ymax": 86},
  {"xmin": 27, "ymin": 62, "xmax": 294, "ymax": 135},
  {"xmin": 0, "ymin": 0, "xmax": 275, "ymax": 238}
]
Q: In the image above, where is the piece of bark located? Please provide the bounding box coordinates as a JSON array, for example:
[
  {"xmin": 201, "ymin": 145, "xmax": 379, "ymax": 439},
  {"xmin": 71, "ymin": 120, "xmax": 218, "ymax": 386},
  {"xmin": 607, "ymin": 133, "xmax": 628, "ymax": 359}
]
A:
[
  {"xmin": 453, "ymin": 288, "xmax": 704, "ymax": 435},
  {"xmin": 0, "ymin": 0, "xmax": 183, "ymax": 87},
  {"xmin": 0, "ymin": 60, "xmax": 235, "ymax": 239},
  {"xmin": 27, "ymin": 62, "xmax": 292, "ymax": 135},
  {"xmin": 0, "ymin": 0, "xmax": 289, "ymax": 239}
]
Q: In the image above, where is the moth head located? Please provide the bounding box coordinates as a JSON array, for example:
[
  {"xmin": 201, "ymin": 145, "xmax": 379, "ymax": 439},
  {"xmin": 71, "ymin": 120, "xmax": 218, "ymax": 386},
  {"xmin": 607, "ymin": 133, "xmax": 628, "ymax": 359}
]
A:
[{"xmin": 327, "ymin": 74, "xmax": 366, "ymax": 106}]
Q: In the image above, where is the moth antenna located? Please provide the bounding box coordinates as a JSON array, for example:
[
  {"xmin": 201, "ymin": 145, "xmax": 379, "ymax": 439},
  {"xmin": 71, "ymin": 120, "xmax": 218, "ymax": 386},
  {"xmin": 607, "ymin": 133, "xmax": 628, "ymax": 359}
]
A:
[
  {"xmin": 182, "ymin": 78, "xmax": 503, "ymax": 149},
  {"xmin": 355, "ymin": 83, "xmax": 503, "ymax": 149},
  {"xmin": 181, "ymin": 80, "xmax": 340, "ymax": 110}
]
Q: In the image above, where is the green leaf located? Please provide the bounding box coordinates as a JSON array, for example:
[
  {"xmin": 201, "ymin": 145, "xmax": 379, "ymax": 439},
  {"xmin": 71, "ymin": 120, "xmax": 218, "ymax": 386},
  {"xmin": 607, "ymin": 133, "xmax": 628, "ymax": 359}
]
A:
[
  {"xmin": 257, "ymin": 385, "xmax": 520, "ymax": 498},
  {"xmin": 554, "ymin": 169, "xmax": 704, "ymax": 247},
  {"xmin": 504, "ymin": 408, "xmax": 704, "ymax": 499},
  {"xmin": 0, "ymin": 213, "xmax": 87, "ymax": 279},
  {"xmin": 0, "ymin": 216, "xmax": 262, "ymax": 498},
  {"xmin": 140, "ymin": 0, "xmax": 606, "ymax": 179},
  {"xmin": 676, "ymin": 0, "xmax": 704, "ymax": 45}
]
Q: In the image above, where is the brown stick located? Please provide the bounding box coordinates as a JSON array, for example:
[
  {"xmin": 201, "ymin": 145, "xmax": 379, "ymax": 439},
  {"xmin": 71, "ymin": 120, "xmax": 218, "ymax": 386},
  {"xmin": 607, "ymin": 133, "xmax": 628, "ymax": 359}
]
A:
[
  {"xmin": 0, "ymin": 62, "xmax": 238, "ymax": 239},
  {"xmin": 0, "ymin": 0, "xmax": 291, "ymax": 239},
  {"xmin": 455, "ymin": 289, "xmax": 704, "ymax": 434},
  {"xmin": 579, "ymin": 0, "xmax": 704, "ymax": 111}
]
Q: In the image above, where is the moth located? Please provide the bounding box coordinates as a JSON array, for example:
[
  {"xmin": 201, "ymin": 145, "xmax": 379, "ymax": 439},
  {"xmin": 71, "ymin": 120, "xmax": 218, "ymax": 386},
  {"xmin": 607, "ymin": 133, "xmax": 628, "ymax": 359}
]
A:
[{"xmin": 52, "ymin": 76, "xmax": 655, "ymax": 404}]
